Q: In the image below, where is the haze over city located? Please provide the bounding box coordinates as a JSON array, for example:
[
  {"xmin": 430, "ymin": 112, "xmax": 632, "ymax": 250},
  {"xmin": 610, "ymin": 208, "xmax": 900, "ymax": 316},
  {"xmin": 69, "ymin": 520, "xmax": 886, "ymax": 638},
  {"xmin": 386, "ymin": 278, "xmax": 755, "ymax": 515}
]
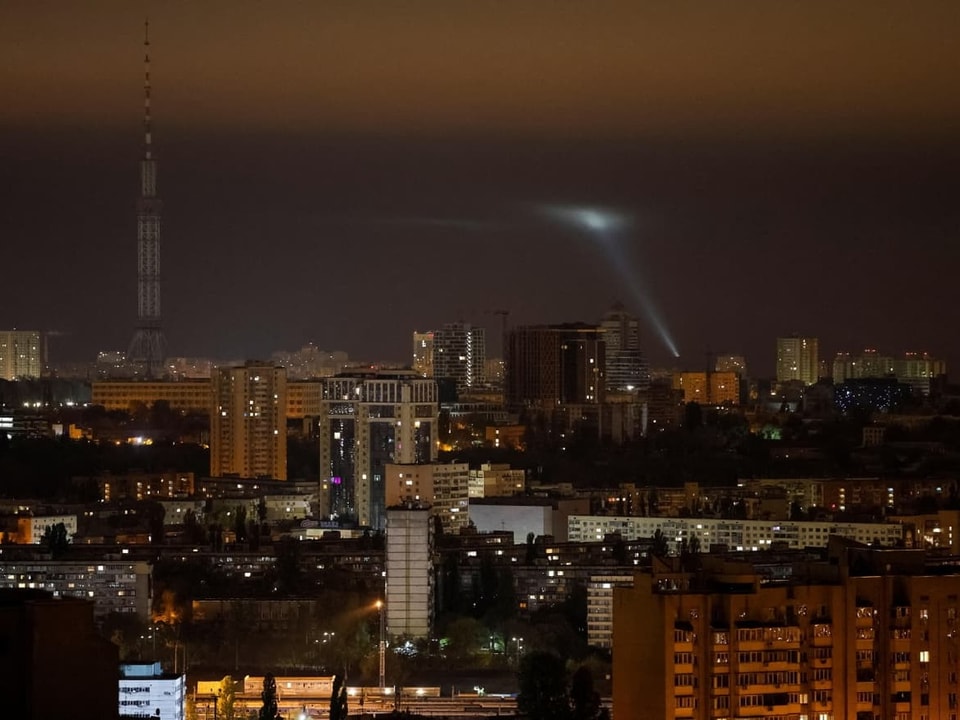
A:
[{"xmin": 2, "ymin": 1, "xmax": 959, "ymax": 371}]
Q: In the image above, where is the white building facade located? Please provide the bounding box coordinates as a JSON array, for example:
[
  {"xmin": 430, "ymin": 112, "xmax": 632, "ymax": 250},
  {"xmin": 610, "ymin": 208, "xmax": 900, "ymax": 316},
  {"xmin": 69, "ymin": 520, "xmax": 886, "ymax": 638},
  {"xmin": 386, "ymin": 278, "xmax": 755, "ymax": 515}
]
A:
[
  {"xmin": 119, "ymin": 662, "xmax": 185, "ymax": 720},
  {"xmin": 386, "ymin": 504, "xmax": 433, "ymax": 639},
  {"xmin": 567, "ymin": 515, "xmax": 904, "ymax": 552}
]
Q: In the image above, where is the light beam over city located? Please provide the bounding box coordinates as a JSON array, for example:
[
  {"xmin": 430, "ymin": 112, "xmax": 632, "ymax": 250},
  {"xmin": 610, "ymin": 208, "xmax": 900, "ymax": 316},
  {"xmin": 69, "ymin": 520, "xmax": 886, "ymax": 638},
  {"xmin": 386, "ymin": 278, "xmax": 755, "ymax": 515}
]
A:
[{"xmin": 540, "ymin": 204, "xmax": 680, "ymax": 358}]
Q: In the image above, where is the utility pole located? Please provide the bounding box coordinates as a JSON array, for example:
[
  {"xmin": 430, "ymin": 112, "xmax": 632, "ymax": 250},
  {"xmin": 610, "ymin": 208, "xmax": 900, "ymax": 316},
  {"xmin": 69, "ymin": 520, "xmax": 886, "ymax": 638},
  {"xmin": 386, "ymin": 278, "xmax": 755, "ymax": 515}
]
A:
[{"xmin": 376, "ymin": 599, "xmax": 386, "ymax": 689}]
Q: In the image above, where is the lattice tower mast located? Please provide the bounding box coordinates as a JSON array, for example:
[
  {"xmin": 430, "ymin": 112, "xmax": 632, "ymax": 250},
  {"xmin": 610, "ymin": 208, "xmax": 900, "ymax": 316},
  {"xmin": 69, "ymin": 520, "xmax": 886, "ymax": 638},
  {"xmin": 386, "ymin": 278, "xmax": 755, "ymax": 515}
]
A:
[{"xmin": 128, "ymin": 19, "xmax": 166, "ymax": 376}]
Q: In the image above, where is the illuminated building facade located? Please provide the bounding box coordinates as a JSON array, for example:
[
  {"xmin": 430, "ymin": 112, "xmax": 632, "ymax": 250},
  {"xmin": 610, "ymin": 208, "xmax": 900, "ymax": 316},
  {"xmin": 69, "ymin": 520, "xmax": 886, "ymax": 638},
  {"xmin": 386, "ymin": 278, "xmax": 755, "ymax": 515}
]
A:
[
  {"xmin": 0, "ymin": 560, "xmax": 152, "ymax": 619},
  {"xmin": 412, "ymin": 331, "xmax": 435, "ymax": 377},
  {"xmin": 831, "ymin": 350, "xmax": 946, "ymax": 396},
  {"xmin": 318, "ymin": 372, "xmax": 438, "ymax": 529},
  {"xmin": 601, "ymin": 303, "xmax": 649, "ymax": 392},
  {"xmin": 15, "ymin": 515, "xmax": 78, "ymax": 544},
  {"xmin": 672, "ymin": 371, "xmax": 740, "ymax": 405},
  {"xmin": 897, "ymin": 352, "xmax": 946, "ymax": 396},
  {"xmin": 286, "ymin": 381, "xmax": 324, "ymax": 418},
  {"xmin": 776, "ymin": 335, "xmax": 819, "ymax": 386},
  {"xmin": 119, "ymin": 662, "xmax": 185, "ymax": 720},
  {"xmin": 385, "ymin": 462, "xmax": 470, "ymax": 534},
  {"xmin": 0, "ymin": 330, "xmax": 42, "ymax": 380},
  {"xmin": 91, "ymin": 380, "xmax": 211, "ymax": 413},
  {"xmin": 432, "ymin": 322, "xmax": 486, "ymax": 392},
  {"xmin": 587, "ymin": 574, "xmax": 635, "ymax": 649},
  {"xmin": 210, "ymin": 363, "xmax": 287, "ymax": 480},
  {"xmin": 94, "ymin": 471, "xmax": 195, "ymax": 501},
  {"xmin": 467, "ymin": 462, "xmax": 526, "ymax": 498},
  {"xmin": 614, "ymin": 545, "xmax": 960, "ymax": 720},
  {"xmin": 506, "ymin": 324, "xmax": 606, "ymax": 407},
  {"xmin": 832, "ymin": 349, "xmax": 896, "ymax": 383},
  {"xmin": 567, "ymin": 515, "xmax": 903, "ymax": 550},
  {"xmin": 385, "ymin": 504, "xmax": 434, "ymax": 639}
]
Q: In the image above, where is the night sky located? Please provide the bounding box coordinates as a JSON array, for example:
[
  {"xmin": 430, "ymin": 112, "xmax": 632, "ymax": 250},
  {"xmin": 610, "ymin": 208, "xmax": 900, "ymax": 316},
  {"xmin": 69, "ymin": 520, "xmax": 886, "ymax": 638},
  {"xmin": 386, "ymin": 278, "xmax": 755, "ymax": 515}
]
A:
[{"xmin": 2, "ymin": 2, "xmax": 959, "ymax": 375}]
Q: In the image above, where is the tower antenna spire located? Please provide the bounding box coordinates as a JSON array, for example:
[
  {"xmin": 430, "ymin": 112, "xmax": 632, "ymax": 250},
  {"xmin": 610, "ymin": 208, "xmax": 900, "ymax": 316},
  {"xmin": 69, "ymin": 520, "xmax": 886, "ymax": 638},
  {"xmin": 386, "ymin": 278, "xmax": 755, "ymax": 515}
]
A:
[
  {"xmin": 143, "ymin": 18, "xmax": 152, "ymax": 160},
  {"xmin": 128, "ymin": 18, "xmax": 166, "ymax": 377}
]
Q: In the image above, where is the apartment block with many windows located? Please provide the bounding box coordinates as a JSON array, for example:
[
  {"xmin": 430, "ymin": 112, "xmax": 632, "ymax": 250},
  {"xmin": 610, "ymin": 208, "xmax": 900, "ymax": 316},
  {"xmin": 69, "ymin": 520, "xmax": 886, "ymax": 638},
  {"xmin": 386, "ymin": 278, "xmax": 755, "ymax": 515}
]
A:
[{"xmin": 614, "ymin": 542, "xmax": 960, "ymax": 720}]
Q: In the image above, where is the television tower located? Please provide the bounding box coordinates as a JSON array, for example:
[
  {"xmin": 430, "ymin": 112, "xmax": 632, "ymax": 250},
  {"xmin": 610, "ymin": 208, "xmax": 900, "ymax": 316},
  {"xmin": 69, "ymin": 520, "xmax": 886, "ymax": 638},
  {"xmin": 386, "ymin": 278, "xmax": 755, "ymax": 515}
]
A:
[{"xmin": 128, "ymin": 19, "xmax": 166, "ymax": 376}]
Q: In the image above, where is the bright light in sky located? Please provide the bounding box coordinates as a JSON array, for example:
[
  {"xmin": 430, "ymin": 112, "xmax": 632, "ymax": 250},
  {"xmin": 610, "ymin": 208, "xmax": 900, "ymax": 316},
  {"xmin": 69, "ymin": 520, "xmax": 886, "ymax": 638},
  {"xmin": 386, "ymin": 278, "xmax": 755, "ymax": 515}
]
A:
[
  {"xmin": 539, "ymin": 203, "xmax": 680, "ymax": 358},
  {"xmin": 541, "ymin": 205, "xmax": 630, "ymax": 234}
]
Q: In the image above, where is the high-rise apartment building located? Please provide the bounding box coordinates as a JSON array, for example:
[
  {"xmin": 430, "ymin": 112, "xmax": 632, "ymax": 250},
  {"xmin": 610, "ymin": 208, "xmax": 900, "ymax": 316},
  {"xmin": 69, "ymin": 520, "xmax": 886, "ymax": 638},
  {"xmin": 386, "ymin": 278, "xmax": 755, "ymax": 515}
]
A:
[
  {"xmin": 210, "ymin": 363, "xmax": 287, "ymax": 480},
  {"xmin": 432, "ymin": 323, "xmax": 486, "ymax": 392},
  {"xmin": 896, "ymin": 352, "xmax": 946, "ymax": 396},
  {"xmin": 506, "ymin": 324, "xmax": 605, "ymax": 407},
  {"xmin": 385, "ymin": 504, "xmax": 434, "ymax": 639},
  {"xmin": 0, "ymin": 330, "xmax": 43, "ymax": 380},
  {"xmin": 614, "ymin": 544, "xmax": 960, "ymax": 720},
  {"xmin": 832, "ymin": 350, "xmax": 945, "ymax": 396},
  {"xmin": 833, "ymin": 348, "xmax": 896, "ymax": 383},
  {"xmin": 412, "ymin": 332, "xmax": 435, "ymax": 378},
  {"xmin": 318, "ymin": 371, "xmax": 438, "ymax": 529},
  {"xmin": 601, "ymin": 303, "xmax": 649, "ymax": 392},
  {"xmin": 776, "ymin": 336, "xmax": 819, "ymax": 385}
]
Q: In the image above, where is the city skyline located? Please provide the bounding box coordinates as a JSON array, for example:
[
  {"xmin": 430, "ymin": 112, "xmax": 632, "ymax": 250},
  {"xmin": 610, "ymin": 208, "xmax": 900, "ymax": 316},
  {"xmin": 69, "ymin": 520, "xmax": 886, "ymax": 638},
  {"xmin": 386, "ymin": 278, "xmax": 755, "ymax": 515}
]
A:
[{"xmin": 2, "ymin": 3, "xmax": 959, "ymax": 375}]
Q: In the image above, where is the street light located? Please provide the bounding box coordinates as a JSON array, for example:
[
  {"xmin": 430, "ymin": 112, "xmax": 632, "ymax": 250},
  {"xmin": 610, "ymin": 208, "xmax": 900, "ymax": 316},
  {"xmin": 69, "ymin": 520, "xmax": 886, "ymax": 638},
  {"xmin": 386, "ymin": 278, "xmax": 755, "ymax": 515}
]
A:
[
  {"xmin": 511, "ymin": 637, "xmax": 524, "ymax": 664},
  {"xmin": 375, "ymin": 600, "xmax": 386, "ymax": 689}
]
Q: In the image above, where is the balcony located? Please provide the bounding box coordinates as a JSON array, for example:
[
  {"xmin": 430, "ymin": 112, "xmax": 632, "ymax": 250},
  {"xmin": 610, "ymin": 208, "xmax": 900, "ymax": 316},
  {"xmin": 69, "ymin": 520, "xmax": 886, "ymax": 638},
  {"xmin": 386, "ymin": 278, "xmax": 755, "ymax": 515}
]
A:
[
  {"xmin": 674, "ymin": 705, "xmax": 695, "ymax": 718},
  {"xmin": 763, "ymin": 658, "xmax": 798, "ymax": 671}
]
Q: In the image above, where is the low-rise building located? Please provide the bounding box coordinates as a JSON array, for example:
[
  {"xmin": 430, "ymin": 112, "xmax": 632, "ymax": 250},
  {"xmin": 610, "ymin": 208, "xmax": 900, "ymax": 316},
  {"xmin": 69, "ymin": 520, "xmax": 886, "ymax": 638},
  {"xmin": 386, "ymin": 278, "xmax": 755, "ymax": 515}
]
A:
[
  {"xmin": 119, "ymin": 662, "xmax": 185, "ymax": 720},
  {"xmin": 386, "ymin": 462, "xmax": 471, "ymax": 534},
  {"xmin": 467, "ymin": 463, "xmax": 526, "ymax": 498},
  {"xmin": 15, "ymin": 514, "xmax": 78, "ymax": 544},
  {"xmin": 0, "ymin": 559, "xmax": 152, "ymax": 619},
  {"xmin": 470, "ymin": 497, "xmax": 590, "ymax": 544},
  {"xmin": 568, "ymin": 515, "xmax": 904, "ymax": 551}
]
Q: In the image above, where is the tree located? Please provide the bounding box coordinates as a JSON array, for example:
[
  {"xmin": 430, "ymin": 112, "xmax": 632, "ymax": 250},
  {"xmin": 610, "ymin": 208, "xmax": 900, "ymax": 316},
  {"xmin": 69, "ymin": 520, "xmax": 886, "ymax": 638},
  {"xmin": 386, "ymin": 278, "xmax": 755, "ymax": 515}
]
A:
[
  {"xmin": 570, "ymin": 665, "xmax": 602, "ymax": 720},
  {"xmin": 329, "ymin": 673, "xmax": 348, "ymax": 720},
  {"xmin": 41, "ymin": 522, "xmax": 70, "ymax": 559},
  {"xmin": 258, "ymin": 673, "xmax": 280, "ymax": 720},
  {"xmin": 651, "ymin": 528, "xmax": 668, "ymax": 558},
  {"xmin": 444, "ymin": 616, "xmax": 485, "ymax": 662},
  {"xmin": 217, "ymin": 676, "xmax": 237, "ymax": 720},
  {"xmin": 233, "ymin": 505, "xmax": 248, "ymax": 542},
  {"xmin": 517, "ymin": 651, "xmax": 571, "ymax": 720},
  {"xmin": 183, "ymin": 509, "xmax": 206, "ymax": 545}
]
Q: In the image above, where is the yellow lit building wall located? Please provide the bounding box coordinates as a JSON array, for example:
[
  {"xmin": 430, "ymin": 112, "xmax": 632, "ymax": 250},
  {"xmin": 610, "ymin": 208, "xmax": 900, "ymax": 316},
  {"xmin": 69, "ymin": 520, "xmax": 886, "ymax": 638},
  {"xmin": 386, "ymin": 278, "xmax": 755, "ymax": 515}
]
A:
[
  {"xmin": 91, "ymin": 381, "xmax": 212, "ymax": 413},
  {"xmin": 672, "ymin": 371, "xmax": 740, "ymax": 405}
]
